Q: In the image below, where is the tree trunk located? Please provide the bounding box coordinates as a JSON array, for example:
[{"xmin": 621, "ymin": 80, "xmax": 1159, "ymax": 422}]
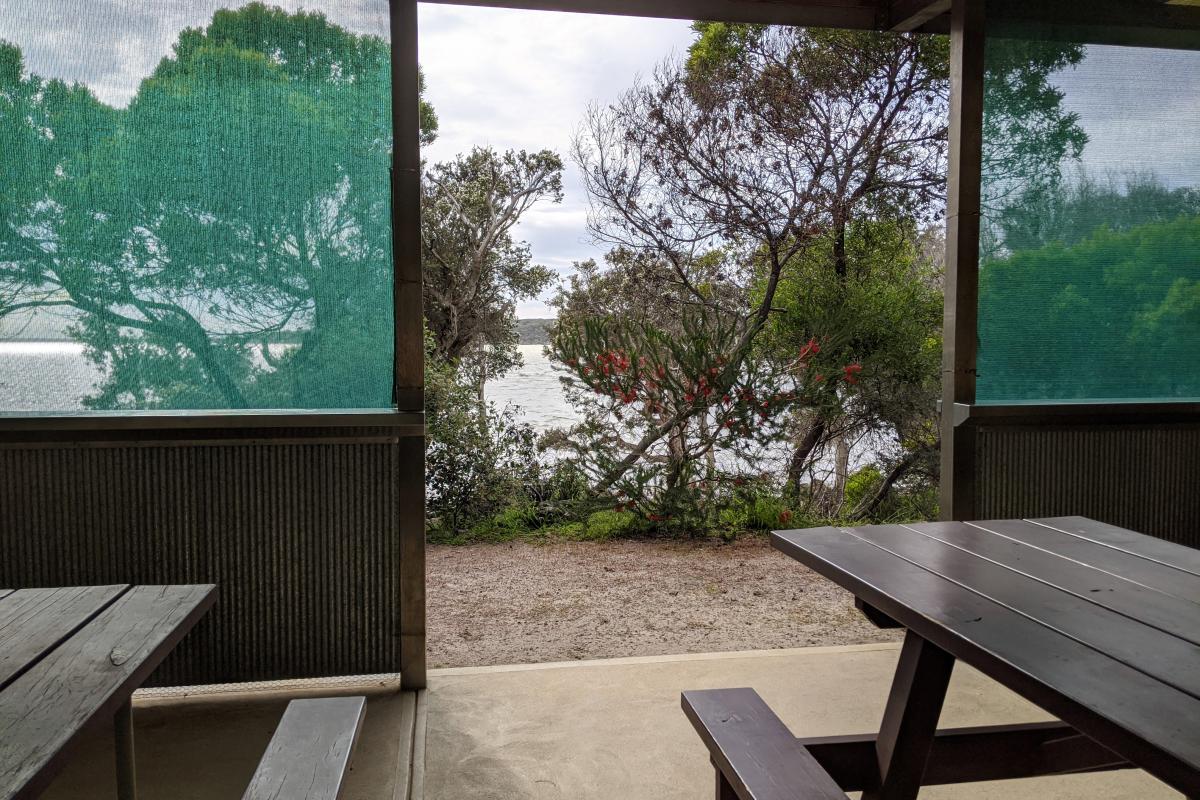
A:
[
  {"xmin": 786, "ymin": 417, "xmax": 827, "ymax": 496},
  {"xmin": 832, "ymin": 433, "xmax": 850, "ymax": 514}
]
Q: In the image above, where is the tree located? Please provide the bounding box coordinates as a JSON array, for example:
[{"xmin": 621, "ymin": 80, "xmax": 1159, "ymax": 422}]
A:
[
  {"xmin": 555, "ymin": 26, "xmax": 949, "ymax": 502},
  {"xmin": 421, "ymin": 147, "xmax": 563, "ymax": 399},
  {"xmin": 0, "ymin": 4, "xmax": 438, "ymax": 409}
]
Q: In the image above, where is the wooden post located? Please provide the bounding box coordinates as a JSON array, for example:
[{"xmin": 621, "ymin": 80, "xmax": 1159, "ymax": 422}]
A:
[
  {"xmin": 863, "ymin": 631, "xmax": 956, "ymax": 800},
  {"xmin": 114, "ymin": 699, "xmax": 137, "ymax": 800},
  {"xmin": 390, "ymin": 0, "xmax": 428, "ymax": 691},
  {"xmin": 939, "ymin": 0, "xmax": 985, "ymax": 521}
]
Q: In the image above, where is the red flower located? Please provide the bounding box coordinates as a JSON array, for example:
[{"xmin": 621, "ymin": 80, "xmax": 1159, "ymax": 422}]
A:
[
  {"xmin": 779, "ymin": 510, "xmax": 793, "ymax": 524},
  {"xmin": 798, "ymin": 337, "xmax": 821, "ymax": 361},
  {"xmin": 814, "ymin": 373, "xmax": 825, "ymax": 383},
  {"xmin": 843, "ymin": 363, "xmax": 863, "ymax": 384}
]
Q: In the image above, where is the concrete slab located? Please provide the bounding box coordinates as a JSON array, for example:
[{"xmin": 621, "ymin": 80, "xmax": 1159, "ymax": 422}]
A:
[{"xmin": 424, "ymin": 643, "xmax": 1179, "ymax": 800}]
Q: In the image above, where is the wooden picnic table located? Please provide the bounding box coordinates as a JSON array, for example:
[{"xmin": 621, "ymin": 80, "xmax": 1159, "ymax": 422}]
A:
[
  {"xmin": 766, "ymin": 516, "xmax": 1200, "ymax": 799},
  {"xmin": 0, "ymin": 584, "xmax": 216, "ymax": 800}
]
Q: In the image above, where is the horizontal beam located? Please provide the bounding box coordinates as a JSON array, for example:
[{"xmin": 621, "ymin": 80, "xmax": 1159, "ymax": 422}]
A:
[
  {"xmin": 987, "ymin": 0, "xmax": 1200, "ymax": 49},
  {"xmin": 888, "ymin": 0, "xmax": 949, "ymax": 31},
  {"xmin": 801, "ymin": 721, "xmax": 1131, "ymax": 792},
  {"xmin": 0, "ymin": 409, "xmax": 424, "ymax": 433},
  {"xmin": 954, "ymin": 402, "xmax": 1200, "ymax": 428},
  {"xmin": 420, "ymin": 0, "xmax": 886, "ymax": 30}
]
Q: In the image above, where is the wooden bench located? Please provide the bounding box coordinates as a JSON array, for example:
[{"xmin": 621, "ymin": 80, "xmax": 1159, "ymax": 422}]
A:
[
  {"xmin": 243, "ymin": 695, "xmax": 367, "ymax": 800},
  {"xmin": 682, "ymin": 688, "xmax": 846, "ymax": 800}
]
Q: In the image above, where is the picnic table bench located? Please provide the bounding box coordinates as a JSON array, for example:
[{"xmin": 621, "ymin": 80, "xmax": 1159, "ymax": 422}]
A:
[
  {"xmin": 0, "ymin": 584, "xmax": 366, "ymax": 800},
  {"xmin": 683, "ymin": 516, "xmax": 1200, "ymax": 799}
]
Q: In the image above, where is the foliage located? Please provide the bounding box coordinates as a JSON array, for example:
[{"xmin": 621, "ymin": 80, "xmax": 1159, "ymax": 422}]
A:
[
  {"xmin": 979, "ymin": 212, "xmax": 1200, "ymax": 401},
  {"xmin": 422, "ymin": 147, "xmax": 563, "ymax": 391},
  {"xmin": 0, "ymin": 5, "xmax": 441, "ymax": 409}
]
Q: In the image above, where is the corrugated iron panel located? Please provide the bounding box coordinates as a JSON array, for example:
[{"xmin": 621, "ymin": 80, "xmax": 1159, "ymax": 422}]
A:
[
  {"xmin": 975, "ymin": 424, "xmax": 1200, "ymax": 548},
  {"xmin": 0, "ymin": 426, "xmax": 423, "ymax": 686}
]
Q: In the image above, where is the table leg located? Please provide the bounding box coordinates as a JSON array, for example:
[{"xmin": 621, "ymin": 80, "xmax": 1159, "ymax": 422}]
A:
[
  {"xmin": 114, "ymin": 698, "xmax": 137, "ymax": 800},
  {"xmin": 863, "ymin": 629, "xmax": 955, "ymax": 800}
]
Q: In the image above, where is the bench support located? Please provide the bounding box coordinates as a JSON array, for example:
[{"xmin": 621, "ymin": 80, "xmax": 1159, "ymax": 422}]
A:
[
  {"xmin": 114, "ymin": 698, "xmax": 137, "ymax": 800},
  {"xmin": 865, "ymin": 630, "xmax": 954, "ymax": 800},
  {"xmin": 801, "ymin": 721, "xmax": 1131, "ymax": 792}
]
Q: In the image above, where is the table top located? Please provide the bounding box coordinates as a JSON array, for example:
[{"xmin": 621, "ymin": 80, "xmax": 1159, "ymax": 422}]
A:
[
  {"xmin": 0, "ymin": 584, "xmax": 216, "ymax": 800},
  {"xmin": 772, "ymin": 516, "xmax": 1200, "ymax": 797}
]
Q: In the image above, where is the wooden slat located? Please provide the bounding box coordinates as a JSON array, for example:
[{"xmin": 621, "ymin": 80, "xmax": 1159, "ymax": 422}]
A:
[
  {"xmin": 970, "ymin": 519, "xmax": 1200, "ymax": 603},
  {"xmin": 771, "ymin": 527, "xmax": 1200, "ymax": 796},
  {"xmin": 0, "ymin": 584, "xmax": 215, "ymax": 800},
  {"xmin": 904, "ymin": 521, "xmax": 1200, "ymax": 646},
  {"xmin": 853, "ymin": 525, "xmax": 1200, "ymax": 699},
  {"xmin": 682, "ymin": 688, "xmax": 846, "ymax": 800},
  {"xmin": 0, "ymin": 586, "xmax": 128, "ymax": 690},
  {"xmin": 1034, "ymin": 516, "xmax": 1200, "ymax": 578},
  {"xmin": 242, "ymin": 697, "xmax": 366, "ymax": 800}
]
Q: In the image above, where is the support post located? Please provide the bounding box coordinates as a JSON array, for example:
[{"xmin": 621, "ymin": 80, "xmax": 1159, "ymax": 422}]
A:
[
  {"xmin": 390, "ymin": 0, "xmax": 427, "ymax": 691},
  {"xmin": 863, "ymin": 631, "xmax": 955, "ymax": 800},
  {"xmin": 939, "ymin": 0, "xmax": 986, "ymax": 521},
  {"xmin": 114, "ymin": 698, "xmax": 137, "ymax": 800}
]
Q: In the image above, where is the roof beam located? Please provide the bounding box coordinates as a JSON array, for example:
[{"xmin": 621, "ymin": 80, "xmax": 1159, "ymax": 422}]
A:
[
  {"xmin": 417, "ymin": 0, "xmax": 885, "ymax": 30},
  {"xmin": 888, "ymin": 0, "xmax": 950, "ymax": 31}
]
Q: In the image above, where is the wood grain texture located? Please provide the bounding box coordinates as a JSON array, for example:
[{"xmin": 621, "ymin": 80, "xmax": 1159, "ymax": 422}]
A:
[
  {"xmin": 0, "ymin": 584, "xmax": 215, "ymax": 800},
  {"xmin": 853, "ymin": 524, "xmax": 1200, "ymax": 699},
  {"xmin": 772, "ymin": 525, "xmax": 1200, "ymax": 796},
  {"xmin": 682, "ymin": 688, "xmax": 846, "ymax": 799},
  {"xmin": 242, "ymin": 696, "xmax": 366, "ymax": 800},
  {"xmin": 969, "ymin": 518, "xmax": 1200, "ymax": 602},
  {"xmin": 0, "ymin": 586, "xmax": 128, "ymax": 690},
  {"xmin": 900, "ymin": 521, "xmax": 1200, "ymax": 646}
]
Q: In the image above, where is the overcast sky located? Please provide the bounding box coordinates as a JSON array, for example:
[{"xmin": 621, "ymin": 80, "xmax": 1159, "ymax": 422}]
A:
[{"xmin": 1, "ymin": 4, "xmax": 1197, "ymax": 318}]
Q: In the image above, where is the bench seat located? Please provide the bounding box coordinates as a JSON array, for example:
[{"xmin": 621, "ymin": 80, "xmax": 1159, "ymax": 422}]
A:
[
  {"xmin": 242, "ymin": 696, "xmax": 366, "ymax": 800},
  {"xmin": 682, "ymin": 688, "xmax": 846, "ymax": 800}
]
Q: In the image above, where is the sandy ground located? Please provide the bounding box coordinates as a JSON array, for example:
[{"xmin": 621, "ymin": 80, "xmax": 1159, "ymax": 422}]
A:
[{"xmin": 427, "ymin": 536, "xmax": 901, "ymax": 668}]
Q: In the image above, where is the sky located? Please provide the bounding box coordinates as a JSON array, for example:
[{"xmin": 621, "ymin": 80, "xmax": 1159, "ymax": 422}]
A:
[
  {"xmin": 2, "ymin": 4, "xmax": 1198, "ymax": 317},
  {"xmin": 0, "ymin": 0, "xmax": 694, "ymax": 318}
]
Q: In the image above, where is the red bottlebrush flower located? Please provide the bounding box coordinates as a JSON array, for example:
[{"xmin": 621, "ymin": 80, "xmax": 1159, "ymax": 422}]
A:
[
  {"xmin": 703, "ymin": 386, "xmax": 713, "ymax": 397},
  {"xmin": 799, "ymin": 337, "xmax": 821, "ymax": 361},
  {"xmin": 779, "ymin": 509, "xmax": 793, "ymax": 524},
  {"xmin": 684, "ymin": 393, "xmax": 695, "ymax": 403},
  {"xmin": 623, "ymin": 391, "xmax": 636, "ymax": 404},
  {"xmin": 814, "ymin": 373, "xmax": 825, "ymax": 383},
  {"xmin": 724, "ymin": 419, "xmax": 735, "ymax": 429},
  {"xmin": 843, "ymin": 363, "xmax": 862, "ymax": 384},
  {"xmin": 722, "ymin": 394, "xmax": 731, "ymax": 404},
  {"xmin": 656, "ymin": 366, "xmax": 666, "ymax": 379},
  {"xmin": 709, "ymin": 367, "xmax": 719, "ymax": 376}
]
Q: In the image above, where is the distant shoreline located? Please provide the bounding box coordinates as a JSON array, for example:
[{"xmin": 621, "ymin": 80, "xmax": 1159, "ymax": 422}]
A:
[{"xmin": 516, "ymin": 318, "xmax": 553, "ymax": 346}]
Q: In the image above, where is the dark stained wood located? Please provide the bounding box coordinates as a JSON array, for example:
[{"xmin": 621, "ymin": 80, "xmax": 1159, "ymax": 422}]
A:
[
  {"xmin": 864, "ymin": 631, "xmax": 953, "ymax": 800},
  {"xmin": 938, "ymin": 0, "xmax": 985, "ymax": 520},
  {"xmin": 0, "ymin": 586, "xmax": 128, "ymax": 690},
  {"xmin": 851, "ymin": 524, "xmax": 1200, "ymax": 699},
  {"xmin": 969, "ymin": 518, "xmax": 1200, "ymax": 602},
  {"xmin": 900, "ymin": 521, "xmax": 1200, "ymax": 646},
  {"xmin": 1035, "ymin": 516, "xmax": 1200, "ymax": 578},
  {"xmin": 771, "ymin": 527, "xmax": 1200, "ymax": 796},
  {"xmin": 682, "ymin": 688, "xmax": 846, "ymax": 800},
  {"xmin": 0, "ymin": 584, "xmax": 216, "ymax": 800},
  {"xmin": 242, "ymin": 696, "xmax": 366, "ymax": 800},
  {"xmin": 888, "ymin": 0, "xmax": 949, "ymax": 30},
  {"xmin": 855, "ymin": 598, "xmax": 902, "ymax": 628},
  {"xmin": 802, "ymin": 721, "xmax": 1129, "ymax": 792}
]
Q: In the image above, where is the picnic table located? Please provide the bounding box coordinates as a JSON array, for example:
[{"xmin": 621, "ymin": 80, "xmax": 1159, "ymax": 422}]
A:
[
  {"xmin": 683, "ymin": 516, "xmax": 1200, "ymax": 799},
  {"xmin": 0, "ymin": 584, "xmax": 216, "ymax": 800}
]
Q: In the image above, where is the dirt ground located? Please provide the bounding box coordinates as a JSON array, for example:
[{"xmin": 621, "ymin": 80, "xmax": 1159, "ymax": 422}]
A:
[{"xmin": 427, "ymin": 536, "xmax": 901, "ymax": 668}]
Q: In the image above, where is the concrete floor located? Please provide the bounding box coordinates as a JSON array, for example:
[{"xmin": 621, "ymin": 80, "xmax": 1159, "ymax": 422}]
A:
[
  {"xmin": 35, "ymin": 643, "xmax": 1181, "ymax": 799},
  {"xmin": 424, "ymin": 642, "xmax": 1181, "ymax": 800}
]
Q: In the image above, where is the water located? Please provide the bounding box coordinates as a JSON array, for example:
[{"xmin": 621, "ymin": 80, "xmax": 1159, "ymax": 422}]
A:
[{"xmin": 0, "ymin": 341, "xmax": 580, "ymax": 427}]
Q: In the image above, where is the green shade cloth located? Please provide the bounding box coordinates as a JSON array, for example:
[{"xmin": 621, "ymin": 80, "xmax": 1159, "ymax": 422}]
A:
[
  {"xmin": 0, "ymin": 2, "xmax": 395, "ymax": 411},
  {"xmin": 977, "ymin": 30, "xmax": 1200, "ymax": 404}
]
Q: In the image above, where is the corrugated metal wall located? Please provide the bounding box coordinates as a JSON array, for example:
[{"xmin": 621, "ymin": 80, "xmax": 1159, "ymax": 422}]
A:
[
  {"xmin": 0, "ymin": 424, "xmax": 423, "ymax": 686},
  {"xmin": 975, "ymin": 424, "xmax": 1200, "ymax": 548}
]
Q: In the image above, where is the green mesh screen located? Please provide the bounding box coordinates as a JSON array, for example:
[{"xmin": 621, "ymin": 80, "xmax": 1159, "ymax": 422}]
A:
[
  {"xmin": 977, "ymin": 32, "xmax": 1200, "ymax": 404},
  {"xmin": 0, "ymin": 2, "xmax": 395, "ymax": 411}
]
